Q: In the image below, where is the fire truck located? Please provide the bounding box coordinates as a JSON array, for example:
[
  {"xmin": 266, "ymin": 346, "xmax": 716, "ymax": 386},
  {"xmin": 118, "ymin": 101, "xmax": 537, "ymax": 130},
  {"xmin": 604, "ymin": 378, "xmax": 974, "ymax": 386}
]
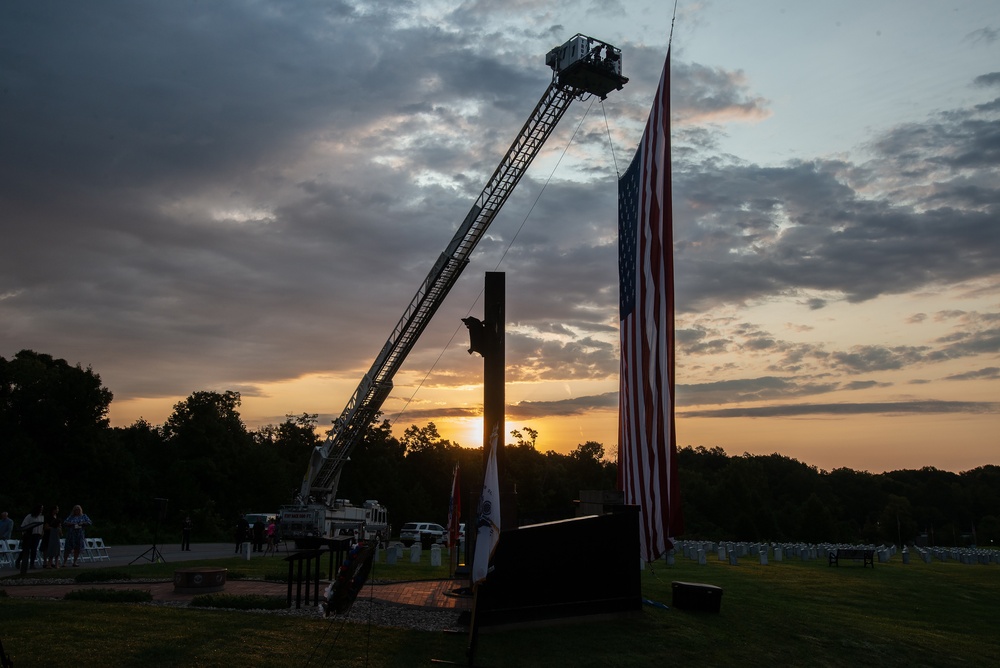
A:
[{"xmin": 279, "ymin": 499, "xmax": 387, "ymax": 546}]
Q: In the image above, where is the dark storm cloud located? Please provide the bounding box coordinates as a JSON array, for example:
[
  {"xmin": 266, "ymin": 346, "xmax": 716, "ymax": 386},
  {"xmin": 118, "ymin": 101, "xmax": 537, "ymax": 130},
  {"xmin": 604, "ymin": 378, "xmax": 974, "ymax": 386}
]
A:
[
  {"xmin": 676, "ymin": 327, "xmax": 730, "ymax": 355},
  {"xmin": 678, "ymin": 376, "xmax": 839, "ymax": 405},
  {"xmin": 386, "ymin": 390, "xmax": 621, "ymax": 422},
  {"xmin": 974, "ymin": 72, "xmax": 1000, "ymax": 87},
  {"xmin": 378, "ymin": 372, "xmax": 1000, "ymax": 421},
  {"xmin": 682, "ymin": 307, "xmax": 1000, "ymax": 381},
  {"xmin": 842, "ymin": 380, "xmax": 890, "ymax": 391},
  {"xmin": 2, "ymin": 0, "xmax": 998, "ymax": 424},
  {"xmin": 662, "ymin": 307, "xmax": 1000, "ymax": 419},
  {"xmin": 388, "ymin": 405, "xmax": 482, "ymax": 421},
  {"xmin": 0, "ymin": 1, "xmax": 783, "ymax": 406},
  {"xmin": 681, "ymin": 400, "xmax": 1000, "ymax": 418},
  {"xmin": 944, "ymin": 366, "xmax": 1000, "ymax": 381},
  {"xmin": 671, "ymin": 82, "xmax": 1000, "ymax": 312},
  {"xmin": 508, "ymin": 391, "xmax": 618, "ymax": 418},
  {"xmin": 670, "ymin": 60, "xmax": 770, "ymax": 124},
  {"xmin": 965, "ymin": 28, "xmax": 998, "ymax": 45},
  {"xmin": 504, "ymin": 331, "xmax": 618, "ymax": 382},
  {"xmin": 830, "ymin": 345, "xmax": 929, "ymax": 373},
  {"xmin": 936, "ymin": 327, "xmax": 1000, "ymax": 357},
  {"xmin": 0, "ymin": 1, "xmax": 562, "ymax": 399}
]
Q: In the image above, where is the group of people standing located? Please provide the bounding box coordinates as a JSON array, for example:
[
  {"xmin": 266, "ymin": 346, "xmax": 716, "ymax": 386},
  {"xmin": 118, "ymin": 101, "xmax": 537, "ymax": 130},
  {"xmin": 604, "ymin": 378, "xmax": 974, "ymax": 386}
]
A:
[
  {"xmin": 0, "ymin": 504, "xmax": 94, "ymax": 569},
  {"xmin": 234, "ymin": 513, "xmax": 277, "ymax": 554}
]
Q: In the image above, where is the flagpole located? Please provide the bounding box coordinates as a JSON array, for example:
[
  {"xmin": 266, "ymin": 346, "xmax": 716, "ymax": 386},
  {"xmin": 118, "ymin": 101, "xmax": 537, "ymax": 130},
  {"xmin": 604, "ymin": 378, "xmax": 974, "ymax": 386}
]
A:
[
  {"xmin": 429, "ymin": 583, "xmax": 484, "ymax": 666},
  {"xmin": 466, "ymin": 584, "xmax": 483, "ymax": 666},
  {"xmin": 669, "ymin": 0, "xmax": 678, "ymax": 48}
]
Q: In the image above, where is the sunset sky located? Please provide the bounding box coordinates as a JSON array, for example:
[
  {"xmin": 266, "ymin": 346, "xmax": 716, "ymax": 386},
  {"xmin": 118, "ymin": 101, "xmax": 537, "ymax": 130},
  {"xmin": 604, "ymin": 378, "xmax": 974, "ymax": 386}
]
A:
[{"xmin": 2, "ymin": 1, "xmax": 998, "ymax": 474}]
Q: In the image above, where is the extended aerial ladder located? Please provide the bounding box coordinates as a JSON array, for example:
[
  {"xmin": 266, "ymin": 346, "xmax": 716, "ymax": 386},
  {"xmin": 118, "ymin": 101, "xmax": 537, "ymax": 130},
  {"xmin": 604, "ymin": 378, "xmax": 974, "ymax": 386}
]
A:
[{"xmin": 299, "ymin": 34, "xmax": 628, "ymax": 509}]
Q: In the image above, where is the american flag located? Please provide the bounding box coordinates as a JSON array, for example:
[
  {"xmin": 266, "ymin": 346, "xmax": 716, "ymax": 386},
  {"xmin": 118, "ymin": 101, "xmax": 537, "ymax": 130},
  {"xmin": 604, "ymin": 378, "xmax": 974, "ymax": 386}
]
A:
[{"xmin": 618, "ymin": 48, "xmax": 683, "ymax": 563}]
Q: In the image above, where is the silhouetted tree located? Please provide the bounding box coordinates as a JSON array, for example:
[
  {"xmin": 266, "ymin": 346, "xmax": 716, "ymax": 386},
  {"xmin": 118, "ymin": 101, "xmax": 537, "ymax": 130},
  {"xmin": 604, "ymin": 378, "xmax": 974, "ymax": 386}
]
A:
[
  {"xmin": 0, "ymin": 350, "xmax": 115, "ymax": 516},
  {"xmin": 158, "ymin": 390, "xmax": 254, "ymax": 525}
]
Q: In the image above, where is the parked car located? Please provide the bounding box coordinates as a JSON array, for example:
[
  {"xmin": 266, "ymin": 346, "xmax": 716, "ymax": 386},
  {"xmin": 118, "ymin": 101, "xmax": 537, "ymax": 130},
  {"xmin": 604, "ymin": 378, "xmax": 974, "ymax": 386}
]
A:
[
  {"xmin": 399, "ymin": 522, "xmax": 446, "ymax": 547},
  {"xmin": 245, "ymin": 513, "xmax": 277, "ymax": 529}
]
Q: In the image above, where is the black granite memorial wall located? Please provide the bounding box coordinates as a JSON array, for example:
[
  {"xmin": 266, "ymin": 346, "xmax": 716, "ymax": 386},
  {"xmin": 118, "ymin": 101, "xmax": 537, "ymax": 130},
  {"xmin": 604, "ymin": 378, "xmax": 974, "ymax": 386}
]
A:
[{"xmin": 476, "ymin": 506, "xmax": 642, "ymax": 626}]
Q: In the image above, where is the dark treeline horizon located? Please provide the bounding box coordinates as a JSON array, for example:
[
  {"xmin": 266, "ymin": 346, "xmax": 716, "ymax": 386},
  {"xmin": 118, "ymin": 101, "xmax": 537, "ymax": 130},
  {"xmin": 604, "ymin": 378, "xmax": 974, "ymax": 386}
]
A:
[{"xmin": 2, "ymin": 349, "xmax": 997, "ymax": 547}]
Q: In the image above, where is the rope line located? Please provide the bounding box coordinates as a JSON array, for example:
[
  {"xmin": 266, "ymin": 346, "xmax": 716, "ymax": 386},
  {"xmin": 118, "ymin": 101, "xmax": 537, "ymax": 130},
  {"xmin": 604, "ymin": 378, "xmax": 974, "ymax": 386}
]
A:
[
  {"xmin": 304, "ymin": 601, "xmax": 349, "ymax": 666},
  {"xmin": 602, "ymin": 100, "xmax": 620, "ymax": 178},
  {"xmin": 493, "ymin": 95, "xmax": 596, "ymax": 271}
]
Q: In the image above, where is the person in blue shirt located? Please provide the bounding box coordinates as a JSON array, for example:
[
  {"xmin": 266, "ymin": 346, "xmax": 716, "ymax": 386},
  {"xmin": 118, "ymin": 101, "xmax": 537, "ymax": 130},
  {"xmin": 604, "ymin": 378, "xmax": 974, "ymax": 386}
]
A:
[
  {"xmin": 62, "ymin": 504, "xmax": 93, "ymax": 567},
  {"xmin": 0, "ymin": 512, "xmax": 13, "ymax": 541}
]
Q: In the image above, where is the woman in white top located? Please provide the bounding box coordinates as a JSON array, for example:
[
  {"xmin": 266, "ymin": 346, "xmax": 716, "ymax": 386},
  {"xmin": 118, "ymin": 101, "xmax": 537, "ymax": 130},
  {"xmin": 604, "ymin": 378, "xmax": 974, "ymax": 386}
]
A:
[{"xmin": 17, "ymin": 505, "xmax": 44, "ymax": 570}]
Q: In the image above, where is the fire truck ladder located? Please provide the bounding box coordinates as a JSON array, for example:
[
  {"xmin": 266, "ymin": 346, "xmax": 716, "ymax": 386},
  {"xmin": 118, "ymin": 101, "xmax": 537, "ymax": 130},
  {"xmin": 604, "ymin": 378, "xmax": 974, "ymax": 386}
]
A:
[{"xmin": 303, "ymin": 37, "xmax": 628, "ymax": 505}]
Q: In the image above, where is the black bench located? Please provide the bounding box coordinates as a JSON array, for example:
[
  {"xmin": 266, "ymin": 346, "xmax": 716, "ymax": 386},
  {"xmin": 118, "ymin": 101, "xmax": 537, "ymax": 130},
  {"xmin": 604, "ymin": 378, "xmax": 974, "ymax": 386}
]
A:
[{"xmin": 828, "ymin": 548, "xmax": 874, "ymax": 568}]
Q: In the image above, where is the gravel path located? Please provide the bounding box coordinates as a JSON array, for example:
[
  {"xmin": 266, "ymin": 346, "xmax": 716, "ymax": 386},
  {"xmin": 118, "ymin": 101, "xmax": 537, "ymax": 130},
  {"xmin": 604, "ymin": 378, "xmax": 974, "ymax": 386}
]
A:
[{"xmin": 2, "ymin": 577, "xmax": 468, "ymax": 632}]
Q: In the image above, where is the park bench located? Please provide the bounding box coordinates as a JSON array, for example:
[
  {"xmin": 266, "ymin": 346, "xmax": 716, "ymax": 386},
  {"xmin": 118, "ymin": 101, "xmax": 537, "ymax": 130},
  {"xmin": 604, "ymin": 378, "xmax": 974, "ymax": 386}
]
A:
[{"xmin": 828, "ymin": 548, "xmax": 874, "ymax": 568}]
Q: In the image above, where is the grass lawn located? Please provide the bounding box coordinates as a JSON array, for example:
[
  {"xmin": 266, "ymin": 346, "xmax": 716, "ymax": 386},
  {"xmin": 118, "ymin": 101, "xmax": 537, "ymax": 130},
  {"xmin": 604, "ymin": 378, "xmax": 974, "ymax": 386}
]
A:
[{"xmin": 1, "ymin": 551, "xmax": 998, "ymax": 667}]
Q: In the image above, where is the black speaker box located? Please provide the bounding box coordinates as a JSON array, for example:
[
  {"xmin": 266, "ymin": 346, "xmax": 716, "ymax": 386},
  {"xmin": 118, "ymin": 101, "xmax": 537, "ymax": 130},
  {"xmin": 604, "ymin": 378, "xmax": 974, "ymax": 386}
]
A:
[{"xmin": 671, "ymin": 581, "xmax": 723, "ymax": 613}]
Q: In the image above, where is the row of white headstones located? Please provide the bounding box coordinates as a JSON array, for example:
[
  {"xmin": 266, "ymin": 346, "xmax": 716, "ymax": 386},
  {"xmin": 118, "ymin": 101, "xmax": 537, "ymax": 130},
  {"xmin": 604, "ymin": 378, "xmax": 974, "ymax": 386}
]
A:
[
  {"xmin": 663, "ymin": 540, "xmax": 998, "ymax": 566},
  {"xmin": 382, "ymin": 541, "xmax": 452, "ymax": 567}
]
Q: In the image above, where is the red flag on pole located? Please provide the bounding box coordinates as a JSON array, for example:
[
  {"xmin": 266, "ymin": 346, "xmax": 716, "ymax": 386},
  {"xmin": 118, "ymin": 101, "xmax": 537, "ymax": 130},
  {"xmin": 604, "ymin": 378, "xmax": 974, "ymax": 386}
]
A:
[{"xmin": 617, "ymin": 47, "xmax": 683, "ymax": 563}]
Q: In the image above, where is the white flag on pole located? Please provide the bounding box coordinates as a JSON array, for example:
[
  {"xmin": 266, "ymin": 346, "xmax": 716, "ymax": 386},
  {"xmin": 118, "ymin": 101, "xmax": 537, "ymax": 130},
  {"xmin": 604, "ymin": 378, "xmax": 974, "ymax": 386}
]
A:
[{"xmin": 472, "ymin": 423, "xmax": 501, "ymax": 584}]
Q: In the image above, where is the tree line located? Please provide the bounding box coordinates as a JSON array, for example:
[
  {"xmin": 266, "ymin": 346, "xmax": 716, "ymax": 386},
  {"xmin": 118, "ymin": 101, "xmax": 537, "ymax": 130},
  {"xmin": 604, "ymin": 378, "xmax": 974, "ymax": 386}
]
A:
[
  {"xmin": 2, "ymin": 349, "xmax": 996, "ymax": 547},
  {"xmin": 0, "ymin": 350, "xmax": 613, "ymax": 543},
  {"xmin": 677, "ymin": 446, "xmax": 999, "ymax": 547}
]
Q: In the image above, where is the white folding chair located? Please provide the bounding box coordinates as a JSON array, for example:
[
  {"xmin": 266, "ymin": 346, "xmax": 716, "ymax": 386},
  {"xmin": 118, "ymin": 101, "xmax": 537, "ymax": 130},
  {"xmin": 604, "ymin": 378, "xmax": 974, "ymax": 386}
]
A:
[
  {"xmin": 81, "ymin": 538, "xmax": 97, "ymax": 563},
  {"xmin": 0, "ymin": 541, "xmax": 11, "ymax": 568},
  {"xmin": 92, "ymin": 537, "xmax": 110, "ymax": 561},
  {"xmin": 8, "ymin": 539, "xmax": 43, "ymax": 568},
  {"xmin": 7, "ymin": 539, "xmax": 25, "ymax": 568}
]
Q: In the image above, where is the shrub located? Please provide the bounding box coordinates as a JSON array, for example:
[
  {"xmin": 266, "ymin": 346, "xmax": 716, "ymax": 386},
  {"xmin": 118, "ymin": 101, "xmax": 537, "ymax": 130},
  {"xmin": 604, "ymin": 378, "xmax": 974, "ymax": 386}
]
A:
[
  {"xmin": 74, "ymin": 570, "xmax": 132, "ymax": 583},
  {"xmin": 189, "ymin": 594, "xmax": 288, "ymax": 610},
  {"xmin": 64, "ymin": 588, "xmax": 152, "ymax": 603}
]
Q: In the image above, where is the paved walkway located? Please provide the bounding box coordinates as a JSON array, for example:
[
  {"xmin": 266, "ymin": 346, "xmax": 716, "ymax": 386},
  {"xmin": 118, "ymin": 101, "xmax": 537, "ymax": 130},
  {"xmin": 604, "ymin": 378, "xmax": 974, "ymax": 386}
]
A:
[
  {"xmin": 1, "ymin": 543, "xmax": 472, "ymax": 611},
  {"xmin": 1, "ymin": 577, "xmax": 471, "ymax": 610}
]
